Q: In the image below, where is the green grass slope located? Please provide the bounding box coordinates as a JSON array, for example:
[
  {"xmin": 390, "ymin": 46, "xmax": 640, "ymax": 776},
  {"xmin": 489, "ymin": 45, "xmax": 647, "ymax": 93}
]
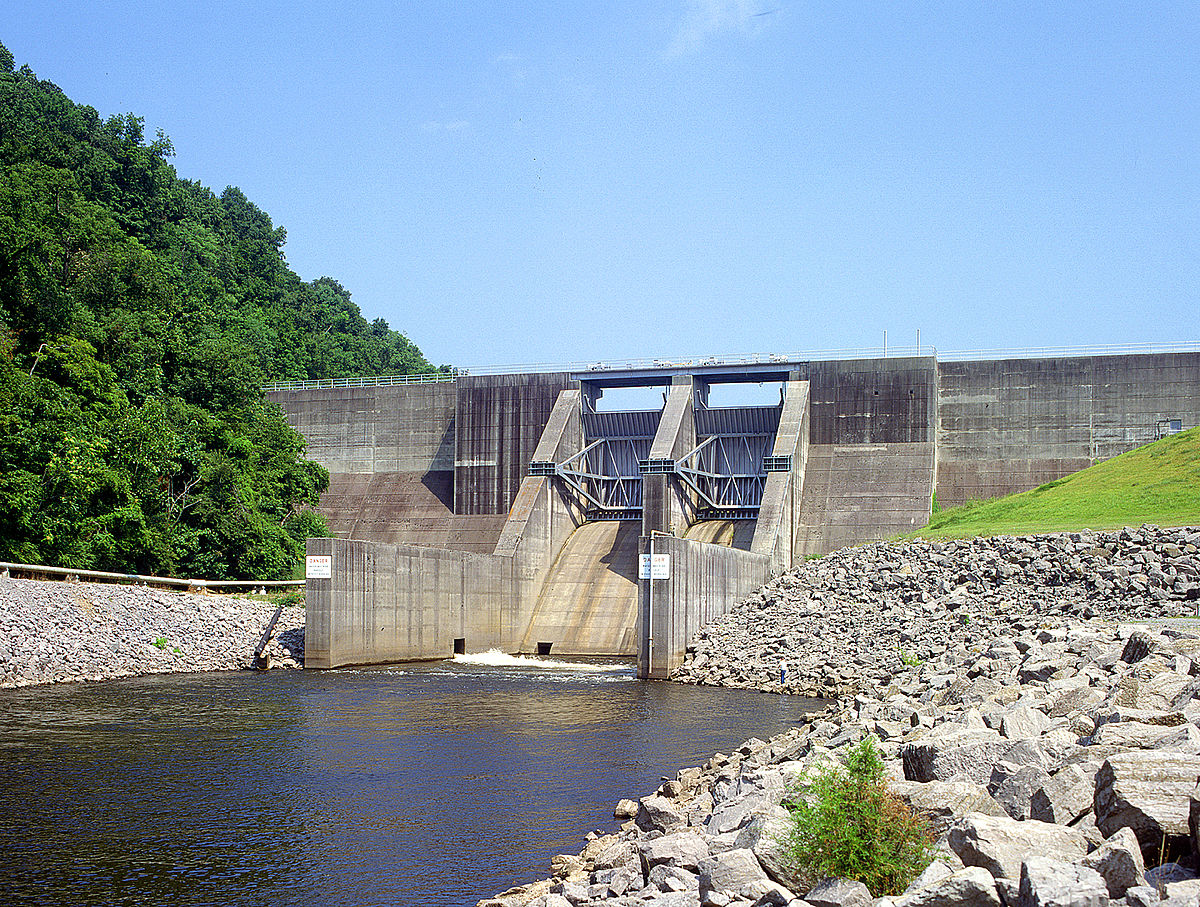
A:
[{"xmin": 918, "ymin": 426, "xmax": 1200, "ymax": 539}]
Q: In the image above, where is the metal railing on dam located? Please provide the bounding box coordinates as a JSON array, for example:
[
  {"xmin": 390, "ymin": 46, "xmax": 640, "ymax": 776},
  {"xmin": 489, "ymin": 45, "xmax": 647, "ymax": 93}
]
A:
[
  {"xmin": 263, "ymin": 372, "xmax": 459, "ymax": 392},
  {"xmin": 262, "ymin": 340, "xmax": 1200, "ymax": 391}
]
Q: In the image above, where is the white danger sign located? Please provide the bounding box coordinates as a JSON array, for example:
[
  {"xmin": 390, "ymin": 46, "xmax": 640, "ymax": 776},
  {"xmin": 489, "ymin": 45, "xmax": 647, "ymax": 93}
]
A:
[
  {"xmin": 638, "ymin": 553, "xmax": 671, "ymax": 580},
  {"xmin": 305, "ymin": 555, "xmax": 332, "ymax": 579}
]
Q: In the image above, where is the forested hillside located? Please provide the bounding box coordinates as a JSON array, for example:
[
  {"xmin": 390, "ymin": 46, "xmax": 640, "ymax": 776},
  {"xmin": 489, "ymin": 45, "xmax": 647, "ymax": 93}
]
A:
[{"xmin": 0, "ymin": 43, "xmax": 441, "ymax": 579}]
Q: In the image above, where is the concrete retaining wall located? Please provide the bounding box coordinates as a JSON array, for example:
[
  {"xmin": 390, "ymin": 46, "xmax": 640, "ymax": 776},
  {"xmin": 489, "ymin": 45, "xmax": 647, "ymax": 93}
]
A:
[
  {"xmin": 304, "ymin": 536, "xmax": 516, "ymax": 668},
  {"xmin": 806, "ymin": 356, "xmax": 937, "ymax": 444},
  {"xmin": 797, "ymin": 442, "xmax": 936, "ymax": 557},
  {"xmin": 638, "ymin": 535, "xmax": 771, "ymax": 679},
  {"xmin": 937, "ymin": 353, "xmax": 1200, "ymax": 506}
]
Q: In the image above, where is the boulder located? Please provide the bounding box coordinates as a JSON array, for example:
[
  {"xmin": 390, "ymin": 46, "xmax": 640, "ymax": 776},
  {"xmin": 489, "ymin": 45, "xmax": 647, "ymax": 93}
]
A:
[
  {"xmin": 707, "ymin": 788, "xmax": 780, "ymax": 835},
  {"xmin": 1093, "ymin": 752, "xmax": 1200, "ymax": 850},
  {"xmin": 948, "ymin": 812, "xmax": 1089, "ymax": 880},
  {"xmin": 614, "ymin": 798, "xmax": 638, "ymax": 819},
  {"xmin": 1190, "ymin": 780, "xmax": 1200, "ymax": 864},
  {"xmin": 698, "ymin": 848, "xmax": 771, "ymax": 903},
  {"xmin": 749, "ymin": 808, "xmax": 810, "ymax": 895},
  {"xmin": 640, "ymin": 831, "xmax": 711, "ymax": 871},
  {"xmin": 891, "ymin": 779, "xmax": 1008, "ymax": 835},
  {"xmin": 636, "ymin": 794, "xmax": 687, "ymax": 833},
  {"xmin": 1091, "ymin": 720, "xmax": 1186, "ymax": 748},
  {"xmin": 805, "ymin": 877, "xmax": 872, "ymax": 907},
  {"xmin": 1080, "ymin": 827, "xmax": 1145, "ymax": 899},
  {"xmin": 1001, "ymin": 704, "xmax": 1051, "ymax": 739},
  {"xmin": 646, "ymin": 862, "xmax": 699, "ymax": 892},
  {"xmin": 902, "ymin": 730, "xmax": 1011, "ymax": 785},
  {"xmin": 591, "ymin": 838, "xmax": 641, "ymax": 873},
  {"xmin": 1016, "ymin": 856, "xmax": 1108, "ymax": 907},
  {"xmin": 894, "ymin": 866, "xmax": 1001, "ymax": 907},
  {"xmin": 1030, "ymin": 763, "xmax": 1099, "ymax": 825},
  {"xmin": 989, "ymin": 762, "xmax": 1052, "ymax": 821}
]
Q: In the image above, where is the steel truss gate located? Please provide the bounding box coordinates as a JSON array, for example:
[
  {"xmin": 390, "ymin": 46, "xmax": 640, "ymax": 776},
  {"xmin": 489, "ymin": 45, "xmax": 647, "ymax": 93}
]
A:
[{"xmin": 530, "ymin": 405, "xmax": 784, "ymax": 520}]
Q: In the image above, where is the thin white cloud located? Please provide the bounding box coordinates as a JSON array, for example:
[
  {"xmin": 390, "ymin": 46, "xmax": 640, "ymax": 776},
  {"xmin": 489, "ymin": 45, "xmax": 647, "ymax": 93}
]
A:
[{"xmin": 668, "ymin": 0, "xmax": 775, "ymax": 57}]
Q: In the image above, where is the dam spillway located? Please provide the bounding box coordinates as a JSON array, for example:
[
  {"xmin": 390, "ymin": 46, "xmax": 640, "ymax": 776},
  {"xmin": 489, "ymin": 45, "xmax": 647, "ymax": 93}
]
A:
[{"xmin": 269, "ymin": 350, "xmax": 1200, "ymax": 677}]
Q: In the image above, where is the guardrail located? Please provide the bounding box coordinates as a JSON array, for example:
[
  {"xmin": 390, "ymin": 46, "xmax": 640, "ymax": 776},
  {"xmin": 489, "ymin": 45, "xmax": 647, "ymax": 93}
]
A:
[
  {"xmin": 263, "ymin": 372, "xmax": 458, "ymax": 392},
  {"xmin": 0, "ymin": 561, "xmax": 305, "ymax": 592},
  {"xmin": 261, "ymin": 341, "xmax": 1200, "ymax": 389},
  {"xmin": 936, "ymin": 341, "xmax": 1200, "ymax": 361}
]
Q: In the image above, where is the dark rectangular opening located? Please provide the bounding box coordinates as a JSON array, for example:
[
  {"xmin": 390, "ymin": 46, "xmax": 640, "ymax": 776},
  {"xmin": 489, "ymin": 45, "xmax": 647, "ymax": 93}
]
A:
[
  {"xmin": 536, "ymin": 641, "xmax": 553, "ymax": 656},
  {"xmin": 453, "ymin": 638, "xmax": 466, "ymax": 655}
]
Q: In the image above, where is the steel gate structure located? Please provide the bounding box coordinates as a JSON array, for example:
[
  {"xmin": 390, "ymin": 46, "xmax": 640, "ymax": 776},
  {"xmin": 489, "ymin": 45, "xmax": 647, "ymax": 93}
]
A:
[{"xmin": 531, "ymin": 405, "xmax": 783, "ymax": 520}]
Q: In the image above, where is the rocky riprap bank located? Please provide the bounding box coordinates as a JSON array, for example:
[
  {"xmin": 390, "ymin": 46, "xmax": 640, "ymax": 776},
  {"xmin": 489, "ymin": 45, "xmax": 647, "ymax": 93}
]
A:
[
  {"xmin": 482, "ymin": 526, "xmax": 1200, "ymax": 907},
  {"xmin": 0, "ymin": 575, "xmax": 304, "ymax": 687},
  {"xmin": 677, "ymin": 526, "xmax": 1200, "ymax": 698}
]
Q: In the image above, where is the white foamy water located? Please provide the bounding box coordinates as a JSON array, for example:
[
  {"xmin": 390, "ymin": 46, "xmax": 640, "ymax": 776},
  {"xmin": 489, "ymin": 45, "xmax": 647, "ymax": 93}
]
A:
[{"xmin": 452, "ymin": 649, "xmax": 629, "ymax": 673}]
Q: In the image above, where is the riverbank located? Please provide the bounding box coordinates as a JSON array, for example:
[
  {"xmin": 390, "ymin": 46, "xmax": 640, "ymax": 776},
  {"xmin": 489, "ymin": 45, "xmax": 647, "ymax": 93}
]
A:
[
  {"xmin": 483, "ymin": 525, "xmax": 1200, "ymax": 907},
  {"xmin": 0, "ymin": 575, "xmax": 303, "ymax": 688}
]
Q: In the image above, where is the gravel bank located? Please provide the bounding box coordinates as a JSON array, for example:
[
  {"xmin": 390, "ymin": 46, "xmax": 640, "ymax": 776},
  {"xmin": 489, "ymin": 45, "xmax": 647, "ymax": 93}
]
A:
[
  {"xmin": 482, "ymin": 525, "xmax": 1200, "ymax": 907},
  {"xmin": 0, "ymin": 575, "xmax": 304, "ymax": 688}
]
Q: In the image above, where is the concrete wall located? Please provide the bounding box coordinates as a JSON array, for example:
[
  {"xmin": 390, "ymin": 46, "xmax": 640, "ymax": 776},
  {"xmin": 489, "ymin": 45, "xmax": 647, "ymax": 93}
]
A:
[
  {"xmin": 638, "ymin": 535, "xmax": 772, "ymax": 679},
  {"xmin": 937, "ymin": 353, "xmax": 1200, "ymax": 506},
  {"xmin": 304, "ymin": 536, "xmax": 515, "ymax": 668},
  {"xmin": 455, "ymin": 373, "xmax": 577, "ymax": 515},
  {"xmin": 493, "ymin": 389, "xmax": 589, "ymax": 649},
  {"xmin": 269, "ymin": 382, "xmax": 457, "ymax": 474},
  {"xmin": 797, "ymin": 442, "xmax": 935, "ymax": 557},
  {"xmin": 806, "ymin": 356, "xmax": 937, "ymax": 444}
]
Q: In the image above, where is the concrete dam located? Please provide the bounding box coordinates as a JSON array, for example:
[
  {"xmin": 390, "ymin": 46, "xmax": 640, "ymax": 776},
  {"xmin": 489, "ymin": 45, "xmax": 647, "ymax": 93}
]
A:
[{"xmin": 270, "ymin": 350, "xmax": 1200, "ymax": 678}]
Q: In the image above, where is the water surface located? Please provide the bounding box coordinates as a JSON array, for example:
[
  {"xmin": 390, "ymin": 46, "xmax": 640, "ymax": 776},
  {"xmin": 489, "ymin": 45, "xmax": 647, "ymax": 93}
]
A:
[{"xmin": 0, "ymin": 653, "xmax": 820, "ymax": 906}]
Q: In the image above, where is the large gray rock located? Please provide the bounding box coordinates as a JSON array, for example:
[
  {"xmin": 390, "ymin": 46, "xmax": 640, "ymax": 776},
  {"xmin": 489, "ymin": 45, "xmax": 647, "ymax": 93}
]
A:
[
  {"xmin": 891, "ymin": 779, "xmax": 1008, "ymax": 835},
  {"xmin": 640, "ymin": 831, "xmax": 711, "ymax": 871},
  {"xmin": 948, "ymin": 812, "xmax": 1089, "ymax": 880},
  {"xmin": 1091, "ymin": 720, "xmax": 1187, "ymax": 748},
  {"xmin": 637, "ymin": 794, "xmax": 687, "ymax": 833},
  {"xmin": 989, "ymin": 762, "xmax": 1053, "ymax": 821},
  {"xmin": 646, "ymin": 862, "xmax": 699, "ymax": 892},
  {"xmin": 707, "ymin": 788, "xmax": 780, "ymax": 835},
  {"xmin": 1080, "ymin": 827, "xmax": 1145, "ymax": 899},
  {"xmin": 1190, "ymin": 780, "xmax": 1200, "ymax": 864},
  {"xmin": 591, "ymin": 838, "xmax": 641, "ymax": 872},
  {"xmin": 698, "ymin": 848, "xmax": 770, "ymax": 903},
  {"xmin": 1017, "ymin": 857, "xmax": 1108, "ymax": 907},
  {"xmin": 1001, "ymin": 704, "xmax": 1051, "ymax": 739},
  {"xmin": 1030, "ymin": 763, "xmax": 1098, "ymax": 825},
  {"xmin": 805, "ymin": 877, "xmax": 872, "ymax": 907},
  {"xmin": 894, "ymin": 866, "xmax": 1001, "ymax": 907},
  {"xmin": 902, "ymin": 730, "xmax": 1011, "ymax": 785},
  {"xmin": 1093, "ymin": 752, "xmax": 1200, "ymax": 849},
  {"xmin": 748, "ymin": 808, "xmax": 811, "ymax": 895}
]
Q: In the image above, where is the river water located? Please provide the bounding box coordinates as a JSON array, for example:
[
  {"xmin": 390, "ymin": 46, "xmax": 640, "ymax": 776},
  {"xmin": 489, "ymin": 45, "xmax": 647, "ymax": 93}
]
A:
[{"xmin": 0, "ymin": 653, "xmax": 820, "ymax": 907}]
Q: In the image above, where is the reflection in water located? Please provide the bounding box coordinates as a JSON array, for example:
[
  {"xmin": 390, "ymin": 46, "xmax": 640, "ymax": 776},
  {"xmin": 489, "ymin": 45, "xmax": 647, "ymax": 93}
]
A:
[{"xmin": 0, "ymin": 659, "xmax": 821, "ymax": 907}]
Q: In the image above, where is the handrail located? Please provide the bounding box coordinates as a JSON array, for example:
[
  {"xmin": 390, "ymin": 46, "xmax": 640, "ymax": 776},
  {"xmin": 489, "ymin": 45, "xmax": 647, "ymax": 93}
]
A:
[
  {"xmin": 262, "ymin": 341, "xmax": 1200, "ymax": 388},
  {"xmin": 0, "ymin": 561, "xmax": 305, "ymax": 591},
  {"xmin": 263, "ymin": 372, "xmax": 458, "ymax": 392}
]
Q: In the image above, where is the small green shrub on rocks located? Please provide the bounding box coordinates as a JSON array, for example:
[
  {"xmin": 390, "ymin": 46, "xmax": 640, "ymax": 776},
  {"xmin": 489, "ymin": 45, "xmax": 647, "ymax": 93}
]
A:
[{"xmin": 783, "ymin": 737, "xmax": 933, "ymax": 896}]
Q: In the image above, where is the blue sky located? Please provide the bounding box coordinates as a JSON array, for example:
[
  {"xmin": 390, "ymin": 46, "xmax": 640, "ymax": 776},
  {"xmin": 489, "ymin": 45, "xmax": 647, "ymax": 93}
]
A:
[{"xmin": 7, "ymin": 2, "xmax": 1199, "ymax": 370}]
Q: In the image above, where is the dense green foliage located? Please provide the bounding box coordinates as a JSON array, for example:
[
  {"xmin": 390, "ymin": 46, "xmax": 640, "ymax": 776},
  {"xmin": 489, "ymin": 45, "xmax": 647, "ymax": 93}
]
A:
[
  {"xmin": 0, "ymin": 44, "xmax": 440, "ymax": 578},
  {"xmin": 917, "ymin": 426, "xmax": 1200, "ymax": 539},
  {"xmin": 783, "ymin": 738, "xmax": 934, "ymax": 896}
]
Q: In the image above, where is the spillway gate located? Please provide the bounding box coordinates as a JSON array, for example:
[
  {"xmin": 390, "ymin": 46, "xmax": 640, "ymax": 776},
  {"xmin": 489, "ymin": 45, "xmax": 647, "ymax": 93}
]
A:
[{"xmin": 530, "ymin": 404, "xmax": 783, "ymax": 521}]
